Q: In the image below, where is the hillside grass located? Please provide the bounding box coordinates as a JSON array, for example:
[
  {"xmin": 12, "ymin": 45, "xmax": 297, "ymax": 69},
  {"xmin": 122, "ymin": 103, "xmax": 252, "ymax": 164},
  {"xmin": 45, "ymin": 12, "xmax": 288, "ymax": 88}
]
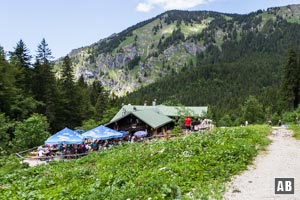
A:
[
  {"xmin": 286, "ymin": 18, "xmax": 300, "ymax": 24},
  {"xmin": 289, "ymin": 124, "xmax": 300, "ymax": 139},
  {"xmin": 0, "ymin": 125, "xmax": 271, "ymax": 199},
  {"xmin": 180, "ymin": 23, "xmax": 206, "ymax": 38}
]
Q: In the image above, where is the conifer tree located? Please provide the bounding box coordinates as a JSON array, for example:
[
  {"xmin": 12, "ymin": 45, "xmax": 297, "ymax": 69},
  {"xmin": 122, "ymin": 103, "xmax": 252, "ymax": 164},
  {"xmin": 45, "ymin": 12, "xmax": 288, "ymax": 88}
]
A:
[
  {"xmin": 90, "ymin": 80, "xmax": 109, "ymax": 121},
  {"xmin": 32, "ymin": 39, "xmax": 57, "ymax": 129},
  {"xmin": 0, "ymin": 46, "xmax": 17, "ymax": 115},
  {"xmin": 89, "ymin": 80, "xmax": 105, "ymax": 106},
  {"xmin": 55, "ymin": 56, "xmax": 91, "ymax": 129},
  {"xmin": 55, "ymin": 55, "xmax": 77, "ymax": 129},
  {"xmin": 9, "ymin": 39, "xmax": 32, "ymax": 93},
  {"xmin": 95, "ymin": 91, "xmax": 109, "ymax": 121},
  {"xmin": 8, "ymin": 40, "xmax": 40, "ymax": 120},
  {"xmin": 76, "ymin": 75, "xmax": 95, "ymax": 122},
  {"xmin": 281, "ymin": 47, "xmax": 300, "ymax": 110}
]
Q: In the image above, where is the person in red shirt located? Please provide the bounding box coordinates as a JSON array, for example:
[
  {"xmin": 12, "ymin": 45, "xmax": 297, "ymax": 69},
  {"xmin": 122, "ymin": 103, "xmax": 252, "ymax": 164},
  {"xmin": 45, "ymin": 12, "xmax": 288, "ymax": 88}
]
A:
[{"xmin": 184, "ymin": 115, "xmax": 192, "ymax": 134}]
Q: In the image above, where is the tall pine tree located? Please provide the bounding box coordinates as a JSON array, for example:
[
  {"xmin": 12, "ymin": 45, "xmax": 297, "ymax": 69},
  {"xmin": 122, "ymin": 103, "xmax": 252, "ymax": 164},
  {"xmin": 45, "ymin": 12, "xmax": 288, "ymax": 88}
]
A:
[
  {"xmin": 281, "ymin": 47, "xmax": 300, "ymax": 111},
  {"xmin": 9, "ymin": 39, "xmax": 32, "ymax": 93},
  {"xmin": 8, "ymin": 40, "xmax": 40, "ymax": 120},
  {"xmin": 0, "ymin": 46, "xmax": 17, "ymax": 115},
  {"xmin": 89, "ymin": 80, "xmax": 108, "ymax": 121},
  {"xmin": 55, "ymin": 55, "xmax": 78, "ymax": 129},
  {"xmin": 56, "ymin": 55, "xmax": 94, "ymax": 129},
  {"xmin": 76, "ymin": 75, "xmax": 95, "ymax": 122},
  {"xmin": 32, "ymin": 39, "xmax": 57, "ymax": 130}
]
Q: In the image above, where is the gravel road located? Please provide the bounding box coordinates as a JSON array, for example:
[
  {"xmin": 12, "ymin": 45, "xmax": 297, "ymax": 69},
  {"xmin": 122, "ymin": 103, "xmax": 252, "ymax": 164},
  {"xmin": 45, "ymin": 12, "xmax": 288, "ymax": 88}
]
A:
[{"xmin": 223, "ymin": 126, "xmax": 300, "ymax": 200}]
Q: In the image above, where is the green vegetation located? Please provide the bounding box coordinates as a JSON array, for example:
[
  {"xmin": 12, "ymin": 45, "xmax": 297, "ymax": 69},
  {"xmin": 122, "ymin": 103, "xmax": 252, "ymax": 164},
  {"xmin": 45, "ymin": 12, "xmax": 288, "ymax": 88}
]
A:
[
  {"xmin": 62, "ymin": 7, "xmax": 300, "ymax": 123},
  {"xmin": 286, "ymin": 18, "xmax": 300, "ymax": 24},
  {"xmin": 289, "ymin": 124, "xmax": 300, "ymax": 139},
  {"xmin": 12, "ymin": 114, "xmax": 50, "ymax": 152},
  {"xmin": 0, "ymin": 39, "xmax": 119, "ymax": 156},
  {"xmin": 122, "ymin": 8, "xmax": 300, "ymax": 126},
  {"xmin": 0, "ymin": 125, "xmax": 271, "ymax": 199},
  {"xmin": 180, "ymin": 23, "xmax": 206, "ymax": 38},
  {"xmin": 0, "ymin": 155, "xmax": 28, "ymax": 176},
  {"xmin": 283, "ymin": 108, "xmax": 300, "ymax": 139},
  {"xmin": 3, "ymin": 6, "xmax": 300, "ymax": 199}
]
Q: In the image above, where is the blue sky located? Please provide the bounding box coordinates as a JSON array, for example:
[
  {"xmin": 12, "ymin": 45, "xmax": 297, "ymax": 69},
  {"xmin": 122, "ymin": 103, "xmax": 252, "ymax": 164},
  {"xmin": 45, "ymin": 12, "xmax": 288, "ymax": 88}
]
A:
[{"xmin": 1, "ymin": 0, "xmax": 300, "ymax": 59}]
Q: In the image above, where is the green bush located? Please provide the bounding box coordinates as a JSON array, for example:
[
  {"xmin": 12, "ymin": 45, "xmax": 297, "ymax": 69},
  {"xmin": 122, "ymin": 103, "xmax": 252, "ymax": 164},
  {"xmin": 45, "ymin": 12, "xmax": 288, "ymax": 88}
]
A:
[
  {"xmin": 171, "ymin": 125, "xmax": 183, "ymax": 134},
  {"xmin": 289, "ymin": 124, "xmax": 300, "ymax": 139},
  {"xmin": 282, "ymin": 111, "xmax": 300, "ymax": 124},
  {"xmin": 0, "ymin": 155, "xmax": 28, "ymax": 176}
]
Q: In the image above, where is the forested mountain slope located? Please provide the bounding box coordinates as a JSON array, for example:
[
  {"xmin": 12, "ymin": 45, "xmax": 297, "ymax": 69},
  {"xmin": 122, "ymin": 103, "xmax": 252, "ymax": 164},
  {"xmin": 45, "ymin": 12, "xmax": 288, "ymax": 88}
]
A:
[
  {"xmin": 118, "ymin": 5, "xmax": 300, "ymax": 122},
  {"xmin": 59, "ymin": 4, "xmax": 300, "ymax": 99}
]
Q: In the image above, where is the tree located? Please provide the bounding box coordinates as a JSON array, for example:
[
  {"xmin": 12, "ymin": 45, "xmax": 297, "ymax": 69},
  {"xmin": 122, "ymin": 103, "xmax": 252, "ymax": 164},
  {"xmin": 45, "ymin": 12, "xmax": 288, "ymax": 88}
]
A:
[
  {"xmin": 95, "ymin": 90, "xmax": 109, "ymax": 121},
  {"xmin": 281, "ymin": 47, "xmax": 300, "ymax": 111},
  {"xmin": 60, "ymin": 55, "xmax": 74, "ymax": 88},
  {"xmin": 9, "ymin": 39, "xmax": 32, "ymax": 93},
  {"xmin": 36, "ymin": 38, "xmax": 53, "ymax": 65},
  {"xmin": 0, "ymin": 46, "xmax": 17, "ymax": 115},
  {"xmin": 89, "ymin": 80, "xmax": 105, "ymax": 106},
  {"xmin": 6, "ymin": 41, "xmax": 40, "ymax": 121},
  {"xmin": 12, "ymin": 113, "xmax": 50, "ymax": 152},
  {"xmin": 218, "ymin": 114, "xmax": 234, "ymax": 127},
  {"xmin": 55, "ymin": 55, "xmax": 78, "ymax": 129},
  {"xmin": 241, "ymin": 96, "xmax": 264, "ymax": 124},
  {"xmin": 32, "ymin": 39, "xmax": 57, "ymax": 130},
  {"xmin": 99, "ymin": 106, "xmax": 120, "ymax": 125},
  {"xmin": 55, "ymin": 57, "xmax": 93, "ymax": 129},
  {"xmin": 0, "ymin": 113, "xmax": 13, "ymax": 155},
  {"xmin": 76, "ymin": 76, "xmax": 95, "ymax": 122},
  {"xmin": 76, "ymin": 119, "xmax": 99, "ymax": 132}
]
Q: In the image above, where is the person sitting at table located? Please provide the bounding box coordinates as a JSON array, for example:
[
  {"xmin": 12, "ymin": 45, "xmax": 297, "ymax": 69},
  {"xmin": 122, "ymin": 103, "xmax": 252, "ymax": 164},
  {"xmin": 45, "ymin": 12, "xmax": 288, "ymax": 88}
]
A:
[
  {"xmin": 38, "ymin": 148, "xmax": 44, "ymax": 158},
  {"xmin": 91, "ymin": 140, "xmax": 98, "ymax": 151}
]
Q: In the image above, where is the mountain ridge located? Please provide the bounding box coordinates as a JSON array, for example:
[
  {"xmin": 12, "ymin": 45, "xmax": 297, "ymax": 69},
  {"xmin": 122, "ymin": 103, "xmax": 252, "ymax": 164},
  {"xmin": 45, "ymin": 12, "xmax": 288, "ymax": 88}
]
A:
[{"xmin": 55, "ymin": 4, "xmax": 300, "ymax": 101}]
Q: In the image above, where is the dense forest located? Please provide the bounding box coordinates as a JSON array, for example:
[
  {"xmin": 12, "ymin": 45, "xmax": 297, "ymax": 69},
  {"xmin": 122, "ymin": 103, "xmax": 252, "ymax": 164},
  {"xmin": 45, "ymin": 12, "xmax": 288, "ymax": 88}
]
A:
[{"xmin": 0, "ymin": 39, "xmax": 118, "ymax": 155}]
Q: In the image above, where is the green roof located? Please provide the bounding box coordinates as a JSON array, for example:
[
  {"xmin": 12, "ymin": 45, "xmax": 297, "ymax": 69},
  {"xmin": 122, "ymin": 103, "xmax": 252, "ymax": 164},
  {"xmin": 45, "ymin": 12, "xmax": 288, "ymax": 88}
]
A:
[
  {"xmin": 155, "ymin": 105, "xmax": 208, "ymax": 117},
  {"xmin": 107, "ymin": 109, "xmax": 173, "ymax": 129},
  {"xmin": 110, "ymin": 104, "xmax": 208, "ymax": 122},
  {"xmin": 132, "ymin": 110, "xmax": 173, "ymax": 129}
]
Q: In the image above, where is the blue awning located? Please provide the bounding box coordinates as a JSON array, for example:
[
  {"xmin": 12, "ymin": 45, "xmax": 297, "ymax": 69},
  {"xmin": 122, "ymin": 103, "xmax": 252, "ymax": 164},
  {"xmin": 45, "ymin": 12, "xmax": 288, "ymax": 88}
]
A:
[
  {"xmin": 45, "ymin": 127, "xmax": 84, "ymax": 145},
  {"xmin": 82, "ymin": 125, "xmax": 123, "ymax": 140}
]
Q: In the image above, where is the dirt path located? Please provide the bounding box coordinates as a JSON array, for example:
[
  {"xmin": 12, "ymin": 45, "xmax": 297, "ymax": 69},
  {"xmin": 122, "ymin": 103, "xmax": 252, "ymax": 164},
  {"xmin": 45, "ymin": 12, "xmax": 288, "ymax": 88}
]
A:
[{"xmin": 223, "ymin": 126, "xmax": 300, "ymax": 200}]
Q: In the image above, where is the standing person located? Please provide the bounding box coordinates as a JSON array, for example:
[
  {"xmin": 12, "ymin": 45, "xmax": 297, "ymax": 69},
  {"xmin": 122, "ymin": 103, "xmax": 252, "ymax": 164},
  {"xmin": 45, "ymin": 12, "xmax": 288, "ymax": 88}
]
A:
[
  {"xmin": 184, "ymin": 115, "xmax": 192, "ymax": 134},
  {"xmin": 267, "ymin": 120, "xmax": 272, "ymax": 126},
  {"xmin": 278, "ymin": 120, "xmax": 282, "ymax": 127}
]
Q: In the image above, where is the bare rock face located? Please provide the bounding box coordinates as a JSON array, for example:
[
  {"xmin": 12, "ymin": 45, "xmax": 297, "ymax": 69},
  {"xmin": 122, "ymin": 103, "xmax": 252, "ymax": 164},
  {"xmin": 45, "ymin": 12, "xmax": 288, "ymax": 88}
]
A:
[
  {"xmin": 96, "ymin": 54, "xmax": 114, "ymax": 70},
  {"xmin": 94, "ymin": 44, "xmax": 138, "ymax": 70},
  {"xmin": 163, "ymin": 45, "xmax": 178, "ymax": 58},
  {"xmin": 183, "ymin": 42, "xmax": 206, "ymax": 56},
  {"xmin": 75, "ymin": 68, "xmax": 97, "ymax": 80},
  {"xmin": 123, "ymin": 44, "xmax": 138, "ymax": 59},
  {"xmin": 72, "ymin": 40, "xmax": 196, "ymax": 96},
  {"xmin": 70, "ymin": 31, "xmax": 207, "ymax": 97}
]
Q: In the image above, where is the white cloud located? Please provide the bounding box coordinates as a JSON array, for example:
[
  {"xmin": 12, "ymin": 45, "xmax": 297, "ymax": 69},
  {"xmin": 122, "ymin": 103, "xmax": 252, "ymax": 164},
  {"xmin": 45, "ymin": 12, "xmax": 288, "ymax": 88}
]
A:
[
  {"xmin": 136, "ymin": 2, "xmax": 154, "ymax": 12},
  {"xmin": 136, "ymin": 0, "xmax": 215, "ymax": 12}
]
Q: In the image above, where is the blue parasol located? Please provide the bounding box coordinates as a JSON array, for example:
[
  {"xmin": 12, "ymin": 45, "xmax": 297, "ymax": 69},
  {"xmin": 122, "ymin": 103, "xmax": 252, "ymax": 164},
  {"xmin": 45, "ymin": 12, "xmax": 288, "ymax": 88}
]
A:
[{"xmin": 134, "ymin": 130, "xmax": 147, "ymax": 138}]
